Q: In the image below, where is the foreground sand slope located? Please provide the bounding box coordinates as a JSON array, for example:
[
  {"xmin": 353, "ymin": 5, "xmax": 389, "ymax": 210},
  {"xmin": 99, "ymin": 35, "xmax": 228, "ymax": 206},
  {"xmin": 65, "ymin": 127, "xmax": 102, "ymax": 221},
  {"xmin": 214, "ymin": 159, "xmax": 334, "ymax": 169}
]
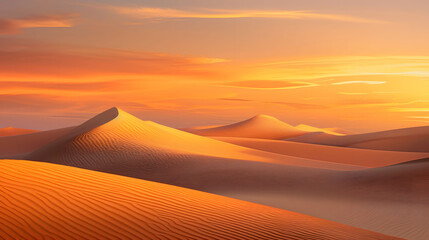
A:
[
  {"xmin": 0, "ymin": 160, "xmax": 399, "ymax": 240},
  {"xmin": 288, "ymin": 126, "xmax": 429, "ymax": 152},
  {"xmin": 0, "ymin": 127, "xmax": 74, "ymax": 158},
  {"xmin": 183, "ymin": 114, "xmax": 308, "ymax": 139},
  {"xmin": 0, "ymin": 127, "xmax": 39, "ymax": 137},
  {"xmin": 26, "ymin": 107, "xmax": 358, "ymax": 171},
  {"xmin": 213, "ymin": 137, "xmax": 429, "ymax": 167}
]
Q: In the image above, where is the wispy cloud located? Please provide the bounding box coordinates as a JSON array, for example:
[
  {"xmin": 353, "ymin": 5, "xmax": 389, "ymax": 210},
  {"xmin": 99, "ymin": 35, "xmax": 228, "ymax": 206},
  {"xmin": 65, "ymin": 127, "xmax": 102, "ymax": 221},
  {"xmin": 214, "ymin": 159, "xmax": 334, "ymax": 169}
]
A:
[
  {"xmin": 407, "ymin": 116, "xmax": 429, "ymax": 119},
  {"xmin": 390, "ymin": 108, "xmax": 429, "ymax": 112},
  {"xmin": 268, "ymin": 101, "xmax": 328, "ymax": 110},
  {"xmin": 332, "ymin": 81, "xmax": 387, "ymax": 85},
  {"xmin": 220, "ymin": 80, "xmax": 318, "ymax": 89},
  {"xmin": 218, "ymin": 98, "xmax": 252, "ymax": 102},
  {"xmin": 111, "ymin": 7, "xmax": 383, "ymax": 23},
  {"xmin": 0, "ymin": 14, "xmax": 76, "ymax": 35},
  {"xmin": 338, "ymin": 92, "xmax": 369, "ymax": 95},
  {"xmin": 0, "ymin": 40, "xmax": 226, "ymax": 77}
]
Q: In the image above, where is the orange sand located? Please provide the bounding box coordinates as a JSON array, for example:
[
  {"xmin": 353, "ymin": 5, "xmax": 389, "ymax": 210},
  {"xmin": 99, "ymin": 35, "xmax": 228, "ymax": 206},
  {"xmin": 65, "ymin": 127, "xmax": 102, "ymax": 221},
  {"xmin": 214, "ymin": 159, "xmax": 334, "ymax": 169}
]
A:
[
  {"xmin": 0, "ymin": 160, "xmax": 399, "ymax": 240},
  {"xmin": 213, "ymin": 137, "xmax": 429, "ymax": 167}
]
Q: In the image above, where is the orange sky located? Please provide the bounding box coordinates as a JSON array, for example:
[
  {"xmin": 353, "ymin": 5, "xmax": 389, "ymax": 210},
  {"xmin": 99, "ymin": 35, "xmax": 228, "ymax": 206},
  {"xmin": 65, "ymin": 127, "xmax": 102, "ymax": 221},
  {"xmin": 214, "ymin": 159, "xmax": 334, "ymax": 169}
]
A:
[{"xmin": 1, "ymin": 0, "xmax": 429, "ymax": 132}]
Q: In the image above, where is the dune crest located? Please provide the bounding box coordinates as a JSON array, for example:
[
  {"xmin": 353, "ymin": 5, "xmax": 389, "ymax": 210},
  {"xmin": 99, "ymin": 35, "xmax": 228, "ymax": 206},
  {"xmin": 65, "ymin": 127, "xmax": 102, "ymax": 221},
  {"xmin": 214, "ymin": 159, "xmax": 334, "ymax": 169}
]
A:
[
  {"xmin": 213, "ymin": 137, "xmax": 429, "ymax": 167},
  {"xmin": 26, "ymin": 107, "xmax": 359, "ymax": 171},
  {"xmin": 0, "ymin": 127, "xmax": 39, "ymax": 137},
  {"xmin": 295, "ymin": 124, "xmax": 346, "ymax": 136},
  {"xmin": 183, "ymin": 114, "xmax": 308, "ymax": 139},
  {"xmin": 0, "ymin": 160, "xmax": 400, "ymax": 240},
  {"xmin": 288, "ymin": 125, "xmax": 429, "ymax": 152}
]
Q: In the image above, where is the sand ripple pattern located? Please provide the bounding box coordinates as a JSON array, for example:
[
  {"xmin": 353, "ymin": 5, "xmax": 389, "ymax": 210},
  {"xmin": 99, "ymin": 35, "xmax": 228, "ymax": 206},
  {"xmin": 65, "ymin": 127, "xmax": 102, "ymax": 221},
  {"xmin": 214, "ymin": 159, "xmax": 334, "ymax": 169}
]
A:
[{"xmin": 0, "ymin": 160, "xmax": 400, "ymax": 240}]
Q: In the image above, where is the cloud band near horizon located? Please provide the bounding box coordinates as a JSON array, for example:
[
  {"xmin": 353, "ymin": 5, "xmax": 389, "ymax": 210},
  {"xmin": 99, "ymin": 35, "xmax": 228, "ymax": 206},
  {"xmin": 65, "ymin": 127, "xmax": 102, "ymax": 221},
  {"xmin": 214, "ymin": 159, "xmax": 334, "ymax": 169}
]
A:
[
  {"xmin": 111, "ymin": 6, "xmax": 384, "ymax": 23},
  {"xmin": 0, "ymin": 14, "xmax": 76, "ymax": 35}
]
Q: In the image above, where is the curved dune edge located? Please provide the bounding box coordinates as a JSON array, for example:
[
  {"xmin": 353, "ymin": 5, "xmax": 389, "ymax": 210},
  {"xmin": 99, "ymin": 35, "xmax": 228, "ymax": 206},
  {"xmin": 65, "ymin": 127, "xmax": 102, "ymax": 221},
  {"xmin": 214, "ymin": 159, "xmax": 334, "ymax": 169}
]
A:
[
  {"xmin": 26, "ymin": 107, "xmax": 360, "ymax": 171},
  {"xmin": 0, "ymin": 160, "xmax": 400, "ymax": 240},
  {"xmin": 183, "ymin": 114, "xmax": 308, "ymax": 140},
  {"xmin": 0, "ymin": 127, "xmax": 39, "ymax": 137},
  {"xmin": 288, "ymin": 126, "xmax": 429, "ymax": 152},
  {"xmin": 213, "ymin": 137, "xmax": 429, "ymax": 167}
]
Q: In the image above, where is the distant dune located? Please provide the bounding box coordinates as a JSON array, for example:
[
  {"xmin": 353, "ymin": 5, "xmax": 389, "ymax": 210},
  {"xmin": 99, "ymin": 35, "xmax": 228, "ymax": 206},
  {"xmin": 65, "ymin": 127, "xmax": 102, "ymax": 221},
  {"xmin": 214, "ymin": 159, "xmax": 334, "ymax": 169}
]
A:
[
  {"xmin": 0, "ymin": 127, "xmax": 74, "ymax": 158},
  {"xmin": 295, "ymin": 124, "xmax": 346, "ymax": 136},
  {"xmin": 183, "ymin": 114, "xmax": 308, "ymax": 139},
  {"xmin": 0, "ymin": 160, "xmax": 399, "ymax": 240},
  {"xmin": 288, "ymin": 126, "xmax": 429, "ymax": 152},
  {"xmin": 213, "ymin": 137, "xmax": 429, "ymax": 167},
  {"xmin": 26, "ymin": 107, "xmax": 358, "ymax": 171},
  {"xmin": 0, "ymin": 127, "xmax": 39, "ymax": 137}
]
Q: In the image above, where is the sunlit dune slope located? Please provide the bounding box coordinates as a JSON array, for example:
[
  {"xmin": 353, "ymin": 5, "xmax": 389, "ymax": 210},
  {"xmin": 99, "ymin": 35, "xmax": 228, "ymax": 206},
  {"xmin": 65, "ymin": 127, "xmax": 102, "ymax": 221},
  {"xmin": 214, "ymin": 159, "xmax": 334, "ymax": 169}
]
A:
[
  {"xmin": 0, "ymin": 127, "xmax": 39, "ymax": 137},
  {"xmin": 213, "ymin": 137, "xmax": 429, "ymax": 167},
  {"xmin": 26, "ymin": 107, "xmax": 359, "ymax": 171},
  {"xmin": 183, "ymin": 114, "xmax": 308, "ymax": 139},
  {"xmin": 0, "ymin": 127, "xmax": 74, "ymax": 158},
  {"xmin": 0, "ymin": 160, "xmax": 399, "ymax": 240},
  {"xmin": 288, "ymin": 126, "xmax": 429, "ymax": 152}
]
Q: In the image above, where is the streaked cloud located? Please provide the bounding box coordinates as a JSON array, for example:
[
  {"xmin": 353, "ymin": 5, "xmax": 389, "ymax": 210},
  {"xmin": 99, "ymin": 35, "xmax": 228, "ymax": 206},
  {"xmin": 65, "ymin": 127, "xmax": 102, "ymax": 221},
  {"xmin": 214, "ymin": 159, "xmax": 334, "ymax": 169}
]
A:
[
  {"xmin": 390, "ymin": 108, "xmax": 429, "ymax": 112},
  {"xmin": 111, "ymin": 7, "xmax": 383, "ymax": 23},
  {"xmin": 332, "ymin": 81, "xmax": 387, "ymax": 85},
  {"xmin": 0, "ymin": 80, "xmax": 125, "ymax": 92},
  {"xmin": 218, "ymin": 98, "xmax": 252, "ymax": 102},
  {"xmin": 268, "ymin": 101, "xmax": 328, "ymax": 110},
  {"xmin": 407, "ymin": 116, "xmax": 429, "ymax": 119},
  {"xmin": 221, "ymin": 80, "xmax": 318, "ymax": 89},
  {"xmin": 0, "ymin": 14, "xmax": 76, "ymax": 35},
  {"xmin": 0, "ymin": 40, "xmax": 224, "ymax": 77},
  {"xmin": 338, "ymin": 92, "xmax": 369, "ymax": 95}
]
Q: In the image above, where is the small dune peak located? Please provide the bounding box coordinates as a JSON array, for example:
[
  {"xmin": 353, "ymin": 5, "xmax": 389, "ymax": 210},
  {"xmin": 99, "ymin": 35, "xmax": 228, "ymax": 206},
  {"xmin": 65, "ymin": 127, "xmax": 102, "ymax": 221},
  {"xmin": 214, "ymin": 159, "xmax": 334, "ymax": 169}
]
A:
[
  {"xmin": 72, "ymin": 107, "xmax": 123, "ymax": 134},
  {"xmin": 251, "ymin": 114, "xmax": 278, "ymax": 120},
  {"xmin": 0, "ymin": 127, "xmax": 39, "ymax": 137},
  {"xmin": 246, "ymin": 114, "xmax": 291, "ymax": 126}
]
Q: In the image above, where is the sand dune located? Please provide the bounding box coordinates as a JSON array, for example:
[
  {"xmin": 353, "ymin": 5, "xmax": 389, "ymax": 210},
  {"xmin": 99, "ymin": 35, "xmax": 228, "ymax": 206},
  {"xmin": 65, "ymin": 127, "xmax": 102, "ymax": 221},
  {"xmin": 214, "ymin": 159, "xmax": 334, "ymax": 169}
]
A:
[
  {"xmin": 0, "ymin": 127, "xmax": 74, "ymax": 158},
  {"xmin": 0, "ymin": 160, "xmax": 398, "ymax": 240},
  {"xmin": 295, "ymin": 124, "xmax": 346, "ymax": 136},
  {"xmin": 26, "ymin": 107, "xmax": 359, "ymax": 171},
  {"xmin": 213, "ymin": 137, "xmax": 429, "ymax": 167},
  {"xmin": 183, "ymin": 114, "xmax": 308, "ymax": 139},
  {"xmin": 288, "ymin": 126, "xmax": 429, "ymax": 152},
  {"xmin": 0, "ymin": 127, "xmax": 39, "ymax": 137},
  {"xmin": 20, "ymin": 107, "xmax": 427, "ymax": 239}
]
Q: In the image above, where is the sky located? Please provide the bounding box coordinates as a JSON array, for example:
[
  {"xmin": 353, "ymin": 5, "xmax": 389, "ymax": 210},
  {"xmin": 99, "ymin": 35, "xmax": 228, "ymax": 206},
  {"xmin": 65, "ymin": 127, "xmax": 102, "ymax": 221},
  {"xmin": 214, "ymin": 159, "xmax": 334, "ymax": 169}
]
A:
[{"xmin": 1, "ymin": 0, "xmax": 429, "ymax": 132}]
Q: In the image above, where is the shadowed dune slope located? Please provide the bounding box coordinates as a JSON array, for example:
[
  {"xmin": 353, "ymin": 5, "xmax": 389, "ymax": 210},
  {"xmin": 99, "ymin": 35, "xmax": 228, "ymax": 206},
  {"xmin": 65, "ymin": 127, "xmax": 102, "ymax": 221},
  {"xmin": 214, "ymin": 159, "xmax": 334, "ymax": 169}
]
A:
[
  {"xmin": 287, "ymin": 126, "xmax": 429, "ymax": 152},
  {"xmin": 0, "ymin": 160, "xmax": 399, "ymax": 240},
  {"xmin": 0, "ymin": 127, "xmax": 75, "ymax": 158},
  {"xmin": 0, "ymin": 127, "xmax": 39, "ymax": 137},
  {"xmin": 220, "ymin": 158, "xmax": 429, "ymax": 240},
  {"xmin": 183, "ymin": 114, "xmax": 308, "ymax": 139},
  {"xmin": 213, "ymin": 137, "xmax": 429, "ymax": 167},
  {"xmin": 26, "ymin": 107, "xmax": 359, "ymax": 171}
]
